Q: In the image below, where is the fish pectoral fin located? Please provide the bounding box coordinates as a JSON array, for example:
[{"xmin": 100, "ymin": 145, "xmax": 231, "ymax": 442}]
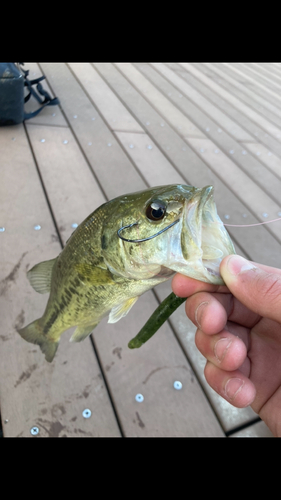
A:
[
  {"xmin": 108, "ymin": 297, "xmax": 139, "ymax": 324},
  {"xmin": 69, "ymin": 323, "xmax": 98, "ymax": 343},
  {"xmin": 27, "ymin": 257, "xmax": 57, "ymax": 294}
]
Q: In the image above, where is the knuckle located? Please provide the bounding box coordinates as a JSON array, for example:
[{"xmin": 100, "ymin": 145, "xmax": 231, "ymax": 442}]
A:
[{"xmin": 259, "ymin": 274, "xmax": 281, "ymax": 303}]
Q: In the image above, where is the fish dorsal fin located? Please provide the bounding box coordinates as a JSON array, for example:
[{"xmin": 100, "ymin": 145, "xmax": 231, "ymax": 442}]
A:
[
  {"xmin": 108, "ymin": 297, "xmax": 139, "ymax": 324},
  {"xmin": 69, "ymin": 323, "xmax": 98, "ymax": 343},
  {"xmin": 27, "ymin": 258, "xmax": 56, "ymax": 294}
]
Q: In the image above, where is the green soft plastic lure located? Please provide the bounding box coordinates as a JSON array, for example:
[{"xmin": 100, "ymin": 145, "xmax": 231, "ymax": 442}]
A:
[{"xmin": 128, "ymin": 292, "xmax": 186, "ymax": 348}]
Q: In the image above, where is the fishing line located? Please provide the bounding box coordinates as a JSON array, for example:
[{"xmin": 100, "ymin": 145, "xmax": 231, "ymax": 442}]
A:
[
  {"xmin": 222, "ymin": 216, "xmax": 281, "ymax": 228},
  {"xmin": 118, "ymin": 216, "xmax": 281, "ymax": 243}
]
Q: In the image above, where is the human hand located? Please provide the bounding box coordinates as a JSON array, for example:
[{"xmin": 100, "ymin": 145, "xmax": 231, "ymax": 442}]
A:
[{"xmin": 172, "ymin": 254, "xmax": 281, "ymax": 437}]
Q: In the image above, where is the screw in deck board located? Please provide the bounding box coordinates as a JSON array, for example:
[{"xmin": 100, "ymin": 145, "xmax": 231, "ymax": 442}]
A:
[
  {"xmin": 173, "ymin": 381, "xmax": 183, "ymax": 390},
  {"xmin": 82, "ymin": 409, "xmax": 91, "ymax": 419}
]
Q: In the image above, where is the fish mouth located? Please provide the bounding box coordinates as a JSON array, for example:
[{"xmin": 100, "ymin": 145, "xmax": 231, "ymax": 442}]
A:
[
  {"xmin": 200, "ymin": 186, "xmax": 233, "ymax": 281},
  {"xmin": 168, "ymin": 185, "xmax": 236, "ymax": 284}
]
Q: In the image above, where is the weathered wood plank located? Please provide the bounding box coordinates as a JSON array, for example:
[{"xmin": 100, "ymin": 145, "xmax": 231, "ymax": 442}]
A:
[
  {"xmin": 187, "ymin": 64, "xmax": 281, "ymax": 160},
  {"xmin": 154, "ymin": 63, "xmax": 281, "ymax": 187},
  {"xmin": 107, "ymin": 62, "xmax": 281, "ymax": 267},
  {"xmin": 137, "ymin": 63, "xmax": 281, "ymax": 206},
  {"xmin": 177, "ymin": 62, "xmax": 281, "ymax": 134},
  {"xmin": 68, "ymin": 63, "xmax": 144, "ymax": 133},
  {"xmin": 271, "ymin": 63, "xmax": 281, "ymax": 73},
  {"xmin": 114, "ymin": 131, "xmax": 184, "ymax": 185},
  {"xmin": 205, "ymin": 63, "xmax": 281, "ymax": 116},
  {"xmin": 190, "ymin": 63, "xmax": 281, "ymax": 133},
  {"xmin": 259, "ymin": 63, "xmax": 281, "ymax": 79},
  {"xmin": 0, "ymin": 125, "xmax": 121, "ymax": 437},
  {"xmin": 39, "ymin": 63, "xmax": 145, "ymax": 199},
  {"xmin": 240, "ymin": 142, "xmax": 281, "ymax": 181},
  {"xmin": 91, "ymin": 63, "xmax": 205, "ymax": 139},
  {"xmin": 231, "ymin": 63, "xmax": 281, "ymax": 96},
  {"xmin": 249, "ymin": 63, "xmax": 281, "ymax": 86},
  {"xmin": 232, "ymin": 63, "xmax": 281, "ymax": 95},
  {"xmin": 130, "ymin": 63, "xmax": 253, "ymax": 143},
  {"xmin": 147, "ymin": 63, "xmax": 255, "ymax": 142},
  {"xmin": 25, "ymin": 124, "xmax": 105, "ymax": 245},
  {"xmin": 268, "ymin": 63, "xmax": 281, "ymax": 74}
]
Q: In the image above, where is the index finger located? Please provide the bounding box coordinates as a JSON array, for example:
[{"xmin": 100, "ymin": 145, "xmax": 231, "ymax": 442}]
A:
[{"xmin": 171, "ymin": 273, "xmax": 229, "ymax": 298}]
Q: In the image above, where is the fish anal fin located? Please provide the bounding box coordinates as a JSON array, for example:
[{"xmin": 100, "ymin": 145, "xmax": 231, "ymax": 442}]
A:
[
  {"xmin": 108, "ymin": 296, "xmax": 139, "ymax": 324},
  {"xmin": 69, "ymin": 323, "xmax": 98, "ymax": 343},
  {"xmin": 27, "ymin": 258, "xmax": 56, "ymax": 294}
]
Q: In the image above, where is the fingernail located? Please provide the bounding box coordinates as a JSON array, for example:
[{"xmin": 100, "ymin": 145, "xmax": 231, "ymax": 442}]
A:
[
  {"xmin": 225, "ymin": 377, "xmax": 245, "ymax": 400},
  {"xmin": 195, "ymin": 301, "xmax": 208, "ymax": 329},
  {"xmin": 226, "ymin": 255, "xmax": 257, "ymax": 276},
  {"xmin": 214, "ymin": 338, "xmax": 232, "ymax": 362}
]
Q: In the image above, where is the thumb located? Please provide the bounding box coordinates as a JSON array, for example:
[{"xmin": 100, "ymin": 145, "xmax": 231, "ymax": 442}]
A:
[{"xmin": 220, "ymin": 255, "xmax": 281, "ymax": 323}]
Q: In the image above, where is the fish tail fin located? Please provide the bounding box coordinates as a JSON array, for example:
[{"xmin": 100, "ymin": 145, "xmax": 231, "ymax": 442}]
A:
[{"xmin": 17, "ymin": 319, "xmax": 59, "ymax": 363}]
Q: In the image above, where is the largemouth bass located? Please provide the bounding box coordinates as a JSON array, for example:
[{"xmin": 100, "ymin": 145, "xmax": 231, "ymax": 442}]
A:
[{"xmin": 18, "ymin": 184, "xmax": 235, "ymax": 362}]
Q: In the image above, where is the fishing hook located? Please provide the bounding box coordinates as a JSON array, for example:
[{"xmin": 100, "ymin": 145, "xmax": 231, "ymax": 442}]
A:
[{"xmin": 117, "ymin": 219, "xmax": 180, "ymax": 243}]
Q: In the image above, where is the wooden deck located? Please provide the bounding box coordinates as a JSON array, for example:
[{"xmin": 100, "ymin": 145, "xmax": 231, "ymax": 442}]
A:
[{"xmin": 1, "ymin": 62, "xmax": 280, "ymax": 437}]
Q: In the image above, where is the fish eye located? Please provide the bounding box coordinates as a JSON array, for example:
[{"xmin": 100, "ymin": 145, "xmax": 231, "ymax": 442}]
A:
[{"xmin": 146, "ymin": 200, "xmax": 166, "ymax": 221}]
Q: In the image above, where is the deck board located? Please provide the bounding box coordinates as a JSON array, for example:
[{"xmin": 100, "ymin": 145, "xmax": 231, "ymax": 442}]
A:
[
  {"xmin": 202, "ymin": 63, "xmax": 281, "ymax": 118},
  {"xmin": 1, "ymin": 62, "xmax": 281, "ymax": 437},
  {"xmin": 202, "ymin": 63, "xmax": 281, "ymax": 125},
  {"xmin": 144, "ymin": 63, "xmax": 281, "ymax": 204},
  {"xmin": 172, "ymin": 63, "xmax": 281, "ymax": 159},
  {"xmin": 25, "ymin": 124, "xmax": 106, "ymax": 244},
  {"xmin": 230, "ymin": 63, "xmax": 281, "ymax": 99},
  {"xmin": 0, "ymin": 126, "xmax": 120, "ymax": 437}
]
